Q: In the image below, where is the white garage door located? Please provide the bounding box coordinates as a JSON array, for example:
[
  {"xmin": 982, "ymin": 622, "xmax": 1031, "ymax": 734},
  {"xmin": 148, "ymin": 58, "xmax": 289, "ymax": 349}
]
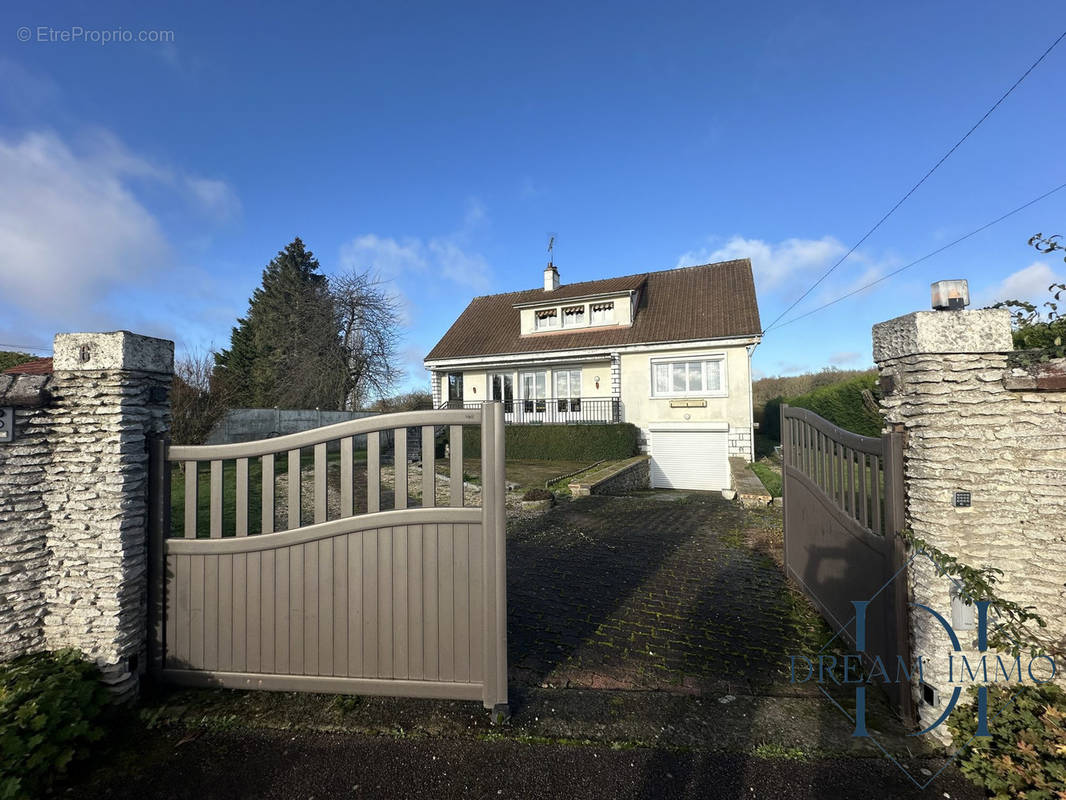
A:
[{"xmin": 649, "ymin": 424, "xmax": 730, "ymax": 490}]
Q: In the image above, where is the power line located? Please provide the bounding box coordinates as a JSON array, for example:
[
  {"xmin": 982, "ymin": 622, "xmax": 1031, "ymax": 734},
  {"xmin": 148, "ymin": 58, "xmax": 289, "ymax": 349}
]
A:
[
  {"xmin": 767, "ymin": 181, "xmax": 1066, "ymax": 332},
  {"xmin": 762, "ymin": 27, "xmax": 1066, "ymax": 334}
]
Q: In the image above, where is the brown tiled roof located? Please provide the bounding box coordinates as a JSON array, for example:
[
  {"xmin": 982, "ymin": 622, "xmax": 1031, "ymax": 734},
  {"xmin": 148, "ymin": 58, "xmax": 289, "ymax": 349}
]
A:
[
  {"xmin": 2, "ymin": 357, "xmax": 53, "ymax": 375},
  {"xmin": 425, "ymin": 259, "xmax": 761, "ymax": 361}
]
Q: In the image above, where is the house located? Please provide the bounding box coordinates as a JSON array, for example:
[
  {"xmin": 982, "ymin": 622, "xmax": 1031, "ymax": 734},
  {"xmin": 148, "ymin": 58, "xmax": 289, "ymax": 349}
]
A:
[{"xmin": 423, "ymin": 259, "xmax": 762, "ymax": 491}]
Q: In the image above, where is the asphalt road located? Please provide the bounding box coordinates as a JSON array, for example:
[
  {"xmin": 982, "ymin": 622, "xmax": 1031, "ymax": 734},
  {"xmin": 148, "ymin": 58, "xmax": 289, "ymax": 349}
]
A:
[{"xmin": 66, "ymin": 727, "xmax": 985, "ymax": 800}]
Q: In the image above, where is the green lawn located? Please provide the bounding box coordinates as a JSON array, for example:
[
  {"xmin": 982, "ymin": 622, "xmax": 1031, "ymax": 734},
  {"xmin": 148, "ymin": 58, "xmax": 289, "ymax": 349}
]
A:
[
  {"xmin": 749, "ymin": 462, "xmax": 782, "ymax": 497},
  {"xmin": 170, "ymin": 449, "xmax": 366, "ymax": 538}
]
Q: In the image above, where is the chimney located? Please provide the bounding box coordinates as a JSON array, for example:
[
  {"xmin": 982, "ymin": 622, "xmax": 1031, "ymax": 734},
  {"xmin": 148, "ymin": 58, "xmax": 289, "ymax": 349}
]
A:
[{"xmin": 544, "ymin": 262, "xmax": 559, "ymax": 292}]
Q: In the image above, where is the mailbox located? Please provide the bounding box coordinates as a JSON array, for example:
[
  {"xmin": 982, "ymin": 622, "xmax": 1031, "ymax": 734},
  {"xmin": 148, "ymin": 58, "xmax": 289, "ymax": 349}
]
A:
[{"xmin": 0, "ymin": 407, "xmax": 13, "ymax": 443}]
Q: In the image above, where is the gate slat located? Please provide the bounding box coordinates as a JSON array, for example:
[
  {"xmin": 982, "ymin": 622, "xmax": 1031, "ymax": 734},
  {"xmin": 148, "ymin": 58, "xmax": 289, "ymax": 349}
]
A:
[
  {"xmin": 261, "ymin": 550, "xmax": 275, "ymax": 673},
  {"xmin": 290, "ymin": 545, "xmax": 304, "ymax": 674},
  {"xmin": 835, "ymin": 442, "xmax": 844, "ymax": 509},
  {"xmin": 347, "ymin": 532, "xmax": 363, "ymax": 677},
  {"xmin": 210, "ymin": 461, "xmax": 223, "ymax": 539},
  {"xmin": 858, "ymin": 452, "xmax": 869, "ymax": 529},
  {"xmin": 232, "ymin": 553, "xmax": 247, "ymax": 671},
  {"xmin": 846, "ymin": 447, "xmax": 856, "ymax": 519},
  {"xmin": 469, "ymin": 522, "xmax": 483, "ymax": 683},
  {"xmin": 423, "ymin": 524, "xmax": 439, "ymax": 680},
  {"xmin": 288, "ymin": 449, "xmax": 301, "ymax": 531},
  {"xmin": 362, "ymin": 531, "xmax": 378, "ymax": 676},
  {"xmin": 393, "ymin": 527, "xmax": 408, "ymax": 679},
  {"xmin": 174, "ymin": 555, "xmax": 190, "ymax": 665},
  {"xmin": 314, "ymin": 443, "xmax": 327, "ymax": 524},
  {"xmin": 275, "ymin": 548, "xmax": 289, "ymax": 673},
  {"xmin": 236, "ymin": 458, "xmax": 249, "ymax": 537},
  {"xmin": 184, "ymin": 462, "xmax": 197, "ymax": 539},
  {"xmin": 303, "ymin": 542, "xmax": 318, "ymax": 675},
  {"xmin": 319, "ymin": 539, "xmax": 334, "ymax": 675},
  {"xmin": 450, "ymin": 426, "xmax": 463, "ymax": 507},
  {"xmin": 379, "ymin": 528, "xmax": 394, "ymax": 678},
  {"xmin": 454, "ymin": 524, "xmax": 470, "ymax": 681},
  {"xmin": 395, "ymin": 429, "xmax": 408, "ymax": 510},
  {"xmin": 218, "ymin": 554, "xmax": 232, "ymax": 671},
  {"xmin": 367, "ymin": 433, "xmax": 380, "ymax": 514},
  {"xmin": 421, "ymin": 426, "xmax": 435, "ymax": 508},
  {"xmin": 332, "ymin": 537, "xmax": 347, "ymax": 676},
  {"xmin": 190, "ymin": 556, "xmax": 205, "ymax": 668},
  {"xmin": 262, "ymin": 454, "xmax": 275, "ymax": 535},
  {"xmin": 248, "ymin": 552, "xmax": 261, "ymax": 672},
  {"xmin": 408, "ymin": 525, "xmax": 424, "ymax": 680},
  {"xmin": 165, "ymin": 555, "xmax": 178, "ymax": 668},
  {"xmin": 438, "ymin": 523, "xmax": 454, "ymax": 682},
  {"xmin": 340, "ymin": 438, "xmax": 354, "ymax": 519},
  {"xmin": 204, "ymin": 556, "xmax": 219, "ymax": 670},
  {"xmin": 871, "ymin": 456, "xmax": 883, "ymax": 536}
]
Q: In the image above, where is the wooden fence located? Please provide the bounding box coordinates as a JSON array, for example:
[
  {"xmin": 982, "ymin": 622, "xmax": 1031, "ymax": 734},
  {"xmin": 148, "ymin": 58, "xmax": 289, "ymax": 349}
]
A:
[
  {"xmin": 780, "ymin": 404, "xmax": 913, "ymax": 724},
  {"xmin": 147, "ymin": 403, "xmax": 508, "ymax": 713}
]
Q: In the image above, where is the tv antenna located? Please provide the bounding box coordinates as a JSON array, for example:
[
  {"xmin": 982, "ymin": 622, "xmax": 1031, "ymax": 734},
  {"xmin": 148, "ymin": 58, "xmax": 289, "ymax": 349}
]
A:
[{"xmin": 547, "ymin": 233, "xmax": 557, "ymax": 267}]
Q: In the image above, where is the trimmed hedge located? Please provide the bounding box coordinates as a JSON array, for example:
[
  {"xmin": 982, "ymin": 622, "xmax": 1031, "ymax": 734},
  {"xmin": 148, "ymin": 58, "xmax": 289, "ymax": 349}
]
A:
[
  {"xmin": 463, "ymin": 423, "xmax": 639, "ymax": 461},
  {"xmin": 787, "ymin": 373, "xmax": 883, "ymax": 437},
  {"xmin": 760, "ymin": 372, "xmax": 882, "ymax": 441}
]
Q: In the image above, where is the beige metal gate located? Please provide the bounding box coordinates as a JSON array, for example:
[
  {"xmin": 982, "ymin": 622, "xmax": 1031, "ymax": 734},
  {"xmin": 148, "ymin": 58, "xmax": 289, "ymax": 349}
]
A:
[
  {"xmin": 780, "ymin": 404, "xmax": 913, "ymax": 725},
  {"xmin": 147, "ymin": 403, "xmax": 508, "ymax": 713}
]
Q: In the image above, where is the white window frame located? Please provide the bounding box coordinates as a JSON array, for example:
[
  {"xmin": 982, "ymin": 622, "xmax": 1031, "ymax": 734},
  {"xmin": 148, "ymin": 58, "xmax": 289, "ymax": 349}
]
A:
[
  {"xmin": 561, "ymin": 304, "xmax": 586, "ymax": 328},
  {"xmin": 649, "ymin": 354, "xmax": 727, "ymax": 398},
  {"xmin": 589, "ymin": 301, "xmax": 615, "ymax": 326},
  {"xmin": 534, "ymin": 309, "xmax": 560, "ymax": 331}
]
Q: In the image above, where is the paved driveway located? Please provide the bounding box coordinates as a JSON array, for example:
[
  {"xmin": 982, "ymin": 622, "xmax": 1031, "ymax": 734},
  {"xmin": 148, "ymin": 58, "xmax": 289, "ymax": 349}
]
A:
[{"xmin": 507, "ymin": 492, "xmax": 828, "ymax": 694}]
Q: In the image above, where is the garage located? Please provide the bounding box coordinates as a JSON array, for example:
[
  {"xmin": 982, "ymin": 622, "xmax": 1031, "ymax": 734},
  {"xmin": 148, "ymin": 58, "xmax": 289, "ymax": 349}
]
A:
[{"xmin": 648, "ymin": 422, "xmax": 730, "ymax": 491}]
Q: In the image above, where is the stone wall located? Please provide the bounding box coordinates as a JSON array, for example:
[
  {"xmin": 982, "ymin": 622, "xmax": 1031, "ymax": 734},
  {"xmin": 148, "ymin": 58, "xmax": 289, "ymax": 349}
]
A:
[
  {"xmin": 0, "ymin": 376, "xmax": 52, "ymax": 659},
  {"xmin": 873, "ymin": 309, "xmax": 1066, "ymax": 735},
  {"xmin": 0, "ymin": 331, "xmax": 172, "ymax": 698},
  {"xmin": 206, "ymin": 407, "xmax": 374, "ymax": 446},
  {"xmin": 727, "ymin": 426, "xmax": 752, "ymax": 459}
]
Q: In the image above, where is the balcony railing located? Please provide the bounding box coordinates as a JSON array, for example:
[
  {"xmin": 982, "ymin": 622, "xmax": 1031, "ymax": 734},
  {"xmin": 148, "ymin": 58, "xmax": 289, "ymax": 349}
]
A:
[{"xmin": 441, "ymin": 397, "xmax": 621, "ymax": 424}]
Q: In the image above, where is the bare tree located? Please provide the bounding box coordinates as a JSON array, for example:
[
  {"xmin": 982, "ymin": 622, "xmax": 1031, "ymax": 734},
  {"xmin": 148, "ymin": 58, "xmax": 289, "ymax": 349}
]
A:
[
  {"xmin": 330, "ymin": 267, "xmax": 404, "ymax": 409},
  {"xmin": 171, "ymin": 350, "xmax": 233, "ymax": 445}
]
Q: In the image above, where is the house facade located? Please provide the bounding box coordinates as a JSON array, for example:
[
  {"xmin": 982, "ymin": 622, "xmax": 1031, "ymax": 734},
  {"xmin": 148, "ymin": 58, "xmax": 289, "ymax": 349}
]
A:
[{"xmin": 423, "ymin": 259, "xmax": 762, "ymax": 490}]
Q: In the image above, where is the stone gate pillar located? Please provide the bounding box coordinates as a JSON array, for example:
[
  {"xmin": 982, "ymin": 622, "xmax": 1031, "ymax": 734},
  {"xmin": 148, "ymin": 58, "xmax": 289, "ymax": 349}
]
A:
[
  {"xmin": 43, "ymin": 331, "xmax": 173, "ymax": 697},
  {"xmin": 872, "ymin": 307, "xmax": 1066, "ymax": 734}
]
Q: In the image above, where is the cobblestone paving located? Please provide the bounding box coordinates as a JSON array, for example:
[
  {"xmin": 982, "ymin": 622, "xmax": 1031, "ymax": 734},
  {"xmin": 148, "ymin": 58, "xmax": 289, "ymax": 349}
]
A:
[{"xmin": 507, "ymin": 492, "xmax": 830, "ymax": 695}]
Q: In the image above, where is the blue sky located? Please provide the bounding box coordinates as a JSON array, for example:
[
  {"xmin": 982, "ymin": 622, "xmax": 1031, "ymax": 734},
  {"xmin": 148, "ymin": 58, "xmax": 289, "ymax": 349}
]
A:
[{"xmin": 1, "ymin": 1, "xmax": 1065, "ymax": 386}]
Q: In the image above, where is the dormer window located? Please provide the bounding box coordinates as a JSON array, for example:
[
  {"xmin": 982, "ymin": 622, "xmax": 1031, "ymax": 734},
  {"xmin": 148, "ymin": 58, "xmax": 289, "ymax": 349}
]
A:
[
  {"xmin": 562, "ymin": 305, "xmax": 585, "ymax": 328},
  {"xmin": 535, "ymin": 308, "xmax": 559, "ymax": 330},
  {"xmin": 590, "ymin": 302, "xmax": 614, "ymax": 325}
]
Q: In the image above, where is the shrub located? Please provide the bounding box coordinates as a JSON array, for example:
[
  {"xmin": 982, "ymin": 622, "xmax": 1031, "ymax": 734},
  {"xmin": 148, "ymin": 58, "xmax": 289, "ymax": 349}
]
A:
[
  {"xmin": 522, "ymin": 487, "xmax": 552, "ymax": 501},
  {"xmin": 786, "ymin": 372, "xmax": 883, "ymax": 438},
  {"xmin": 948, "ymin": 682, "xmax": 1066, "ymax": 799},
  {"xmin": 463, "ymin": 423, "xmax": 639, "ymax": 461},
  {"xmin": 0, "ymin": 649, "xmax": 110, "ymax": 799}
]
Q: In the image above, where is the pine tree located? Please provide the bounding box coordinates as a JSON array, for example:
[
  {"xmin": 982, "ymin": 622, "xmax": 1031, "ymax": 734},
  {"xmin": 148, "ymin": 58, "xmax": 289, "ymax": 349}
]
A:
[{"xmin": 215, "ymin": 238, "xmax": 347, "ymax": 409}]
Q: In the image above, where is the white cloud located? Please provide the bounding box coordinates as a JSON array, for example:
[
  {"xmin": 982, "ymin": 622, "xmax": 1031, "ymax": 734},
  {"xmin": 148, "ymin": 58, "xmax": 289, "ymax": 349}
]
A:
[
  {"xmin": 678, "ymin": 235, "xmax": 847, "ymax": 291},
  {"xmin": 0, "ymin": 131, "xmax": 171, "ymax": 316},
  {"xmin": 828, "ymin": 351, "xmax": 862, "ymax": 366},
  {"xmin": 0, "ymin": 129, "xmax": 239, "ymax": 326},
  {"xmin": 976, "ymin": 262, "xmax": 1064, "ymax": 308},
  {"xmin": 339, "ymin": 202, "xmax": 493, "ymax": 293}
]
